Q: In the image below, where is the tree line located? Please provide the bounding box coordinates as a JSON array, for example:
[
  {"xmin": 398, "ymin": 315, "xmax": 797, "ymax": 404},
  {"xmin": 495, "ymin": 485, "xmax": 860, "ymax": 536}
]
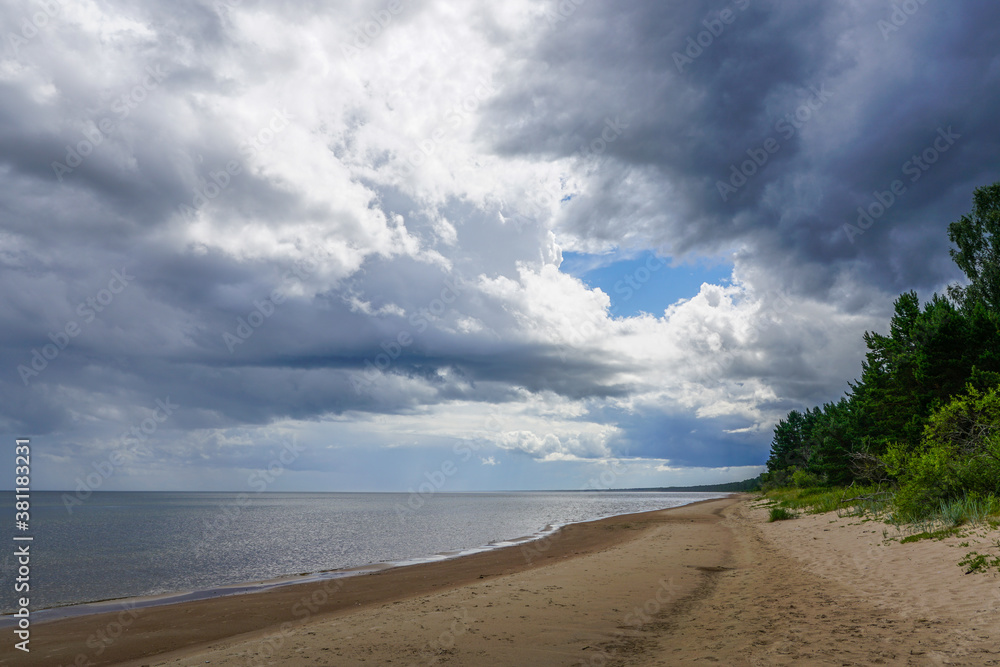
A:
[{"xmin": 763, "ymin": 182, "xmax": 1000, "ymax": 519}]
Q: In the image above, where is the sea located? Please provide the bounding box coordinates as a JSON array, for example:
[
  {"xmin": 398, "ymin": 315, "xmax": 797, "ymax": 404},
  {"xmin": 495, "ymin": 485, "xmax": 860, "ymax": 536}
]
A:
[{"xmin": 0, "ymin": 490, "xmax": 725, "ymax": 618}]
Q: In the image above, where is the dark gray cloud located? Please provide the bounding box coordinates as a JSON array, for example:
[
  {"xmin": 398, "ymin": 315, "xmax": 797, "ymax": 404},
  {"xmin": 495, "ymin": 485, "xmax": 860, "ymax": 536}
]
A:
[
  {"xmin": 482, "ymin": 0, "xmax": 1000, "ymax": 303},
  {"xmin": 0, "ymin": 0, "xmax": 994, "ymax": 488}
]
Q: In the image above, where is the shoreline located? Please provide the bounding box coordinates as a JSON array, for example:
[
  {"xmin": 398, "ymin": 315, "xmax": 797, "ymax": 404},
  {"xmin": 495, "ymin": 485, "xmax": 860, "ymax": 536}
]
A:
[
  {"xmin": 0, "ymin": 496, "xmax": 735, "ymax": 666},
  {"xmin": 0, "ymin": 494, "xmax": 728, "ymax": 628},
  {"xmin": 8, "ymin": 494, "xmax": 998, "ymax": 665}
]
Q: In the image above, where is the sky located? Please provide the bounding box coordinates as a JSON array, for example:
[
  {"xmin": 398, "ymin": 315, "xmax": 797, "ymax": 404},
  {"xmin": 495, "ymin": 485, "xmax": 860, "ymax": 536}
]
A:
[{"xmin": 2, "ymin": 0, "xmax": 999, "ymax": 492}]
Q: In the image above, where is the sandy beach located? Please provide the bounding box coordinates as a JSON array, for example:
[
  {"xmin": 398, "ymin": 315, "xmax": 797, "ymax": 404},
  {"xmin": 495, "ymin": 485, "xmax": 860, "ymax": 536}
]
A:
[{"xmin": 7, "ymin": 495, "xmax": 1000, "ymax": 666}]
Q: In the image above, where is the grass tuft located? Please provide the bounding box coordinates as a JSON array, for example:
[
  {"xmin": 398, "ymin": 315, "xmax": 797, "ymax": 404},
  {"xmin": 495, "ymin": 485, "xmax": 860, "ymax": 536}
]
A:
[
  {"xmin": 761, "ymin": 485, "xmax": 893, "ymax": 518},
  {"xmin": 899, "ymin": 527, "xmax": 960, "ymax": 543},
  {"xmin": 760, "ymin": 484, "xmax": 1000, "ymax": 574},
  {"xmin": 959, "ymin": 551, "xmax": 1000, "ymax": 574},
  {"xmin": 768, "ymin": 507, "xmax": 796, "ymax": 522}
]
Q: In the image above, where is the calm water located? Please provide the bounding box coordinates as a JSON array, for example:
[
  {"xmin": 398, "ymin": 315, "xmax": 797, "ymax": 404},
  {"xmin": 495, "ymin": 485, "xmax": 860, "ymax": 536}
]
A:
[{"xmin": 0, "ymin": 491, "xmax": 724, "ymax": 613}]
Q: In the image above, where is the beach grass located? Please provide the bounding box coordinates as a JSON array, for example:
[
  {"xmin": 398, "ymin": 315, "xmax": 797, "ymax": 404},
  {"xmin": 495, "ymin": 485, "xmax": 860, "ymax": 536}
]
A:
[
  {"xmin": 933, "ymin": 494, "xmax": 1000, "ymax": 527},
  {"xmin": 761, "ymin": 485, "xmax": 892, "ymax": 517},
  {"xmin": 762, "ymin": 486, "xmax": 1000, "ymax": 537},
  {"xmin": 899, "ymin": 527, "xmax": 960, "ymax": 543},
  {"xmin": 768, "ymin": 507, "xmax": 796, "ymax": 522}
]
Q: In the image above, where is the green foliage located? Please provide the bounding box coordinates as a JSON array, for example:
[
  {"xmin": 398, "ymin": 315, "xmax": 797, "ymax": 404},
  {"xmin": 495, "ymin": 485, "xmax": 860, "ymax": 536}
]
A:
[
  {"xmin": 899, "ymin": 527, "xmax": 960, "ymax": 543},
  {"xmin": 768, "ymin": 507, "xmax": 795, "ymax": 522},
  {"xmin": 936, "ymin": 494, "xmax": 1000, "ymax": 526},
  {"xmin": 791, "ymin": 469, "xmax": 822, "ymax": 488},
  {"xmin": 764, "ymin": 181, "xmax": 1000, "ymax": 506},
  {"xmin": 887, "ymin": 387, "xmax": 1000, "ymax": 520},
  {"xmin": 948, "ymin": 182, "xmax": 1000, "ymax": 313},
  {"xmin": 765, "ymin": 400, "xmax": 863, "ymax": 486},
  {"xmin": 766, "ymin": 409, "xmax": 817, "ymax": 473},
  {"xmin": 805, "ymin": 400, "xmax": 858, "ymax": 486},
  {"xmin": 959, "ymin": 550, "xmax": 1000, "ymax": 574},
  {"xmin": 763, "ymin": 485, "xmax": 890, "ymax": 516},
  {"xmin": 759, "ymin": 468, "xmax": 792, "ymax": 491},
  {"xmin": 851, "ymin": 293, "xmax": 1000, "ymax": 455},
  {"xmin": 651, "ymin": 476, "xmax": 762, "ymax": 492},
  {"xmin": 763, "ymin": 181, "xmax": 1000, "ymax": 521}
]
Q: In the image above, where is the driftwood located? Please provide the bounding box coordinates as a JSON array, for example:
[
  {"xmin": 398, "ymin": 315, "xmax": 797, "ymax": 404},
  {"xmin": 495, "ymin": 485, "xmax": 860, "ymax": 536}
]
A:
[
  {"xmin": 839, "ymin": 491, "xmax": 892, "ymax": 504},
  {"xmin": 848, "ymin": 450, "xmax": 891, "ymax": 484}
]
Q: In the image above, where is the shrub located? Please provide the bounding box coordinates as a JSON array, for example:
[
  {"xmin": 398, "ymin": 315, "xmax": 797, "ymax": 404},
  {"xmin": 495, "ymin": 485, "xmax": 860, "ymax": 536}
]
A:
[
  {"xmin": 768, "ymin": 507, "xmax": 796, "ymax": 522},
  {"xmin": 885, "ymin": 386, "xmax": 1000, "ymax": 520},
  {"xmin": 900, "ymin": 527, "xmax": 960, "ymax": 543},
  {"xmin": 959, "ymin": 551, "xmax": 1000, "ymax": 574},
  {"xmin": 791, "ymin": 469, "xmax": 823, "ymax": 489},
  {"xmin": 936, "ymin": 493, "xmax": 1000, "ymax": 526},
  {"xmin": 760, "ymin": 469, "xmax": 792, "ymax": 491}
]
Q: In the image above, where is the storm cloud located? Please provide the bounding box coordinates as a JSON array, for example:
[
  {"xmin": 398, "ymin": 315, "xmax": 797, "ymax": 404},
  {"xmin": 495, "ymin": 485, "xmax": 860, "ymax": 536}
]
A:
[{"xmin": 1, "ymin": 0, "xmax": 997, "ymax": 490}]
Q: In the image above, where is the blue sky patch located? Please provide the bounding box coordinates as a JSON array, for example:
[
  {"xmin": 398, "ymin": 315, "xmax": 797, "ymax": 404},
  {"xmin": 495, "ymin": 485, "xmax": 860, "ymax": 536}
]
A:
[{"xmin": 561, "ymin": 251, "xmax": 733, "ymax": 318}]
